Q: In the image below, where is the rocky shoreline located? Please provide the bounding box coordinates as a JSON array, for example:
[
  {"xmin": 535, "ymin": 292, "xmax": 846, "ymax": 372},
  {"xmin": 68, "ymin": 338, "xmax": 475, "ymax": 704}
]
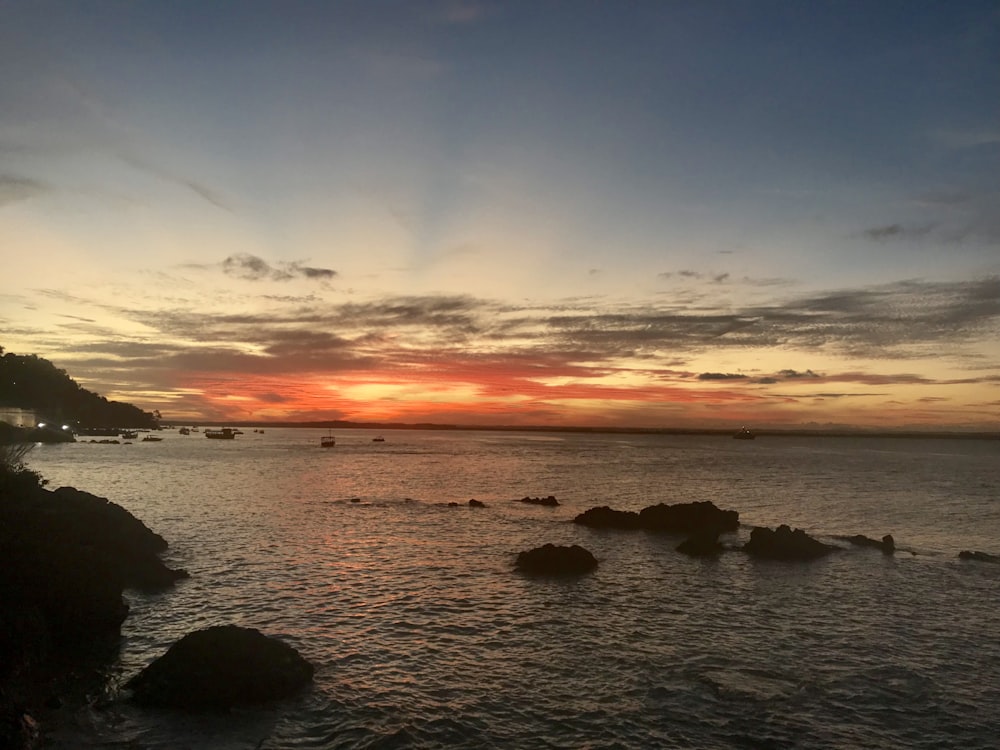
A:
[
  {"xmin": 1, "ymin": 443, "xmax": 319, "ymax": 748},
  {"xmin": 0, "ymin": 455, "xmax": 188, "ymax": 748}
]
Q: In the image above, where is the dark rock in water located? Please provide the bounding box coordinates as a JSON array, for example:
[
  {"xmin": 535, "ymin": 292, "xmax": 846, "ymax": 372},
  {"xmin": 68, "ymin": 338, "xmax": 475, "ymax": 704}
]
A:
[
  {"xmin": 959, "ymin": 550, "xmax": 1000, "ymax": 564},
  {"xmin": 637, "ymin": 501, "xmax": 739, "ymax": 534},
  {"xmin": 519, "ymin": 495, "xmax": 559, "ymax": 507},
  {"xmin": 468, "ymin": 499, "xmax": 486, "ymax": 508},
  {"xmin": 676, "ymin": 531, "xmax": 724, "ymax": 557},
  {"xmin": 515, "ymin": 544, "xmax": 598, "ymax": 575},
  {"xmin": 573, "ymin": 506, "xmax": 641, "ymax": 530},
  {"xmin": 126, "ymin": 625, "xmax": 314, "ymax": 710},
  {"xmin": 743, "ymin": 525, "xmax": 839, "ymax": 561},
  {"xmin": 46, "ymin": 486, "xmax": 187, "ymax": 590},
  {"xmin": 836, "ymin": 533, "xmax": 895, "ymax": 555},
  {"xmin": 0, "ymin": 483, "xmax": 186, "ymax": 655},
  {"xmin": 1, "ymin": 477, "xmax": 187, "ymax": 744}
]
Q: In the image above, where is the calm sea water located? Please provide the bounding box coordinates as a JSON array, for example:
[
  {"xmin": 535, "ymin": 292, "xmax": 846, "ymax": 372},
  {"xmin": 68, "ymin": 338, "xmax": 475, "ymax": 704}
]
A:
[{"xmin": 25, "ymin": 428, "xmax": 1000, "ymax": 749}]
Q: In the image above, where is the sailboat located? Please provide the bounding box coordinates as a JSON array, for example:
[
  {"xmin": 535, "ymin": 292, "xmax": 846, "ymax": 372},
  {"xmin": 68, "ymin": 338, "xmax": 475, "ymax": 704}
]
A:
[{"xmin": 321, "ymin": 431, "xmax": 336, "ymax": 448}]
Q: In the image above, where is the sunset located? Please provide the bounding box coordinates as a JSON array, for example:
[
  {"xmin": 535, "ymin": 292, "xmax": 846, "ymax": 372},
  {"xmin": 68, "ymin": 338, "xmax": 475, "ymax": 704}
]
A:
[
  {"xmin": 3, "ymin": 4, "xmax": 1000, "ymax": 747},
  {"xmin": 2, "ymin": 2, "xmax": 999, "ymax": 430}
]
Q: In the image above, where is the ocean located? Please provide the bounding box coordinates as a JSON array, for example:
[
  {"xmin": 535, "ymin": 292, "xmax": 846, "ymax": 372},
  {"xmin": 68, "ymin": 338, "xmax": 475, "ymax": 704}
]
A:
[{"xmin": 24, "ymin": 428, "xmax": 1000, "ymax": 749}]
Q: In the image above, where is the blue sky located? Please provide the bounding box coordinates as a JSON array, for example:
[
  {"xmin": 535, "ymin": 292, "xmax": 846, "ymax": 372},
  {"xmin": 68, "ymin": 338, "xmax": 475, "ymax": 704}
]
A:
[{"xmin": 2, "ymin": 1, "xmax": 998, "ymax": 427}]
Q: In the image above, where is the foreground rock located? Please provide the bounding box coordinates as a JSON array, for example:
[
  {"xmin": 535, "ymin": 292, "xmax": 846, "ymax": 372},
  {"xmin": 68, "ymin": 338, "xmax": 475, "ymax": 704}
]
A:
[
  {"xmin": 515, "ymin": 544, "xmax": 598, "ymax": 575},
  {"xmin": 1, "ymin": 484, "xmax": 187, "ymax": 654},
  {"xmin": 126, "ymin": 625, "xmax": 314, "ymax": 710},
  {"xmin": 1, "ymin": 466, "xmax": 186, "ymax": 748},
  {"xmin": 959, "ymin": 550, "xmax": 1000, "ymax": 564},
  {"xmin": 835, "ymin": 534, "xmax": 895, "ymax": 555},
  {"xmin": 574, "ymin": 501, "xmax": 739, "ymax": 535},
  {"xmin": 743, "ymin": 525, "xmax": 839, "ymax": 561}
]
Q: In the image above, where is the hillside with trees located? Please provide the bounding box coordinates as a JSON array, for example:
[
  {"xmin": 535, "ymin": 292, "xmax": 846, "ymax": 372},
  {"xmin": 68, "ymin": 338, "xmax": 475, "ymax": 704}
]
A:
[{"xmin": 0, "ymin": 346, "xmax": 157, "ymax": 429}]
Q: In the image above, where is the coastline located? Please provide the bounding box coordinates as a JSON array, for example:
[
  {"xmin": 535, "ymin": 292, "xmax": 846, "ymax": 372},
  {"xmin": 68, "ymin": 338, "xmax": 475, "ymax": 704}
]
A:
[{"xmin": 160, "ymin": 420, "xmax": 1000, "ymax": 441}]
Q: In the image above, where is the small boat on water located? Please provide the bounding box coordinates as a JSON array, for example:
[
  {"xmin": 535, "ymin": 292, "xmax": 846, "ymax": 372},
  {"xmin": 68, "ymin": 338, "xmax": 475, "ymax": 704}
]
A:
[
  {"xmin": 733, "ymin": 427, "xmax": 756, "ymax": 440},
  {"xmin": 205, "ymin": 428, "xmax": 238, "ymax": 440},
  {"xmin": 120, "ymin": 430, "xmax": 138, "ymax": 440},
  {"xmin": 141, "ymin": 435, "xmax": 163, "ymax": 442},
  {"xmin": 178, "ymin": 427, "xmax": 191, "ymax": 435},
  {"xmin": 321, "ymin": 431, "xmax": 336, "ymax": 448},
  {"xmin": 372, "ymin": 436, "xmax": 385, "ymax": 442}
]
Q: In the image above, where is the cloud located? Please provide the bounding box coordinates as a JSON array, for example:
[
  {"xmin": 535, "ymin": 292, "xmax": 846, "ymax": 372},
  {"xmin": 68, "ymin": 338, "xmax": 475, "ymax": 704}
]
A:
[
  {"xmin": 778, "ymin": 369, "xmax": 820, "ymax": 379},
  {"xmin": 119, "ymin": 153, "xmax": 231, "ymax": 211},
  {"xmin": 698, "ymin": 372, "xmax": 747, "ymax": 380},
  {"xmin": 773, "ymin": 392, "xmax": 887, "ymax": 399},
  {"xmin": 862, "ymin": 223, "xmax": 934, "ymax": 242},
  {"xmin": 258, "ymin": 392, "xmax": 289, "ymax": 404},
  {"xmin": 0, "ymin": 174, "xmax": 47, "ymax": 206},
  {"xmin": 221, "ymin": 254, "xmax": 337, "ymax": 282}
]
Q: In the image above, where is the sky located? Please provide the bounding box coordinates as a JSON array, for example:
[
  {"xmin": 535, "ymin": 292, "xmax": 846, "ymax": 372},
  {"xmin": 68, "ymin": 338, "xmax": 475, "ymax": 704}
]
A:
[{"xmin": 1, "ymin": 0, "xmax": 999, "ymax": 430}]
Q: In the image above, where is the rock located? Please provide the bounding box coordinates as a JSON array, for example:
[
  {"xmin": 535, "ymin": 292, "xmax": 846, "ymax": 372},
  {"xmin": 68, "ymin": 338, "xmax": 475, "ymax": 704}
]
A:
[
  {"xmin": 743, "ymin": 525, "xmax": 839, "ymax": 561},
  {"xmin": 637, "ymin": 501, "xmax": 739, "ymax": 534},
  {"xmin": 126, "ymin": 625, "xmax": 314, "ymax": 709},
  {"xmin": 43, "ymin": 486, "xmax": 188, "ymax": 590},
  {"xmin": 676, "ymin": 531, "xmax": 724, "ymax": 557},
  {"xmin": 519, "ymin": 495, "xmax": 559, "ymax": 507},
  {"xmin": 835, "ymin": 533, "xmax": 895, "ymax": 554},
  {"xmin": 0, "ymin": 484, "xmax": 188, "ymax": 652},
  {"xmin": 468, "ymin": 499, "xmax": 486, "ymax": 508},
  {"xmin": 515, "ymin": 544, "xmax": 598, "ymax": 575},
  {"xmin": 573, "ymin": 506, "xmax": 641, "ymax": 530},
  {"xmin": 958, "ymin": 550, "xmax": 1000, "ymax": 564}
]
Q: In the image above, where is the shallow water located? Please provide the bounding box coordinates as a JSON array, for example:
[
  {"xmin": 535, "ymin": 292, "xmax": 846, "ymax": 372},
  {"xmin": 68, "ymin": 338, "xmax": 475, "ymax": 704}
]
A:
[{"xmin": 26, "ymin": 429, "xmax": 1000, "ymax": 748}]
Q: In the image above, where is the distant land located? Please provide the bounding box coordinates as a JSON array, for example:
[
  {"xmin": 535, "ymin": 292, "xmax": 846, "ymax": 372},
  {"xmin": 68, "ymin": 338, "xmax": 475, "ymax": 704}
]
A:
[{"xmin": 161, "ymin": 420, "xmax": 1000, "ymax": 441}]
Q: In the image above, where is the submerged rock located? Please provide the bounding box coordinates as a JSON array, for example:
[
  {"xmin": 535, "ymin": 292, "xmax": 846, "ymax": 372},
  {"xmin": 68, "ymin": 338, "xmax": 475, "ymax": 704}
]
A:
[
  {"xmin": 126, "ymin": 625, "xmax": 314, "ymax": 710},
  {"xmin": 468, "ymin": 499, "xmax": 486, "ymax": 508},
  {"xmin": 836, "ymin": 533, "xmax": 895, "ymax": 555},
  {"xmin": 743, "ymin": 525, "xmax": 839, "ymax": 561},
  {"xmin": 958, "ymin": 550, "xmax": 1000, "ymax": 564},
  {"xmin": 676, "ymin": 531, "xmax": 724, "ymax": 557},
  {"xmin": 515, "ymin": 544, "xmax": 598, "ymax": 575},
  {"xmin": 519, "ymin": 495, "xmax": 559, "ymax": 507}
]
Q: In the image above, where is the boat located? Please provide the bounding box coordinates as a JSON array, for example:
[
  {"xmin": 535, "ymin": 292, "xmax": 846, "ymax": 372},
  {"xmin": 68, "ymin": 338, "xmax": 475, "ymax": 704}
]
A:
[
  {"xmin": 120, "ymin": 430, "xmax": 138, "ymax": 440},
  {"xmin": 142, "ymin": 435, "xmax": 163, "ymax": 442},
  {"xmin": 733, "ymin": 427, "xmax": 756, "ymax": 440},
  {"xmin": 205, "ymin": 428, "xmax": 238, "ymax": 440},
  {"xmin": 321, "ymin": 431, "xmax": 336, "ymax": 448},
  {"xmin": 372, "ymin": 436, "xmax": 385, "ymax": 442},
  {"xmin": 178, "ymin": 427, "xmax": 191, "ymax": 435}
]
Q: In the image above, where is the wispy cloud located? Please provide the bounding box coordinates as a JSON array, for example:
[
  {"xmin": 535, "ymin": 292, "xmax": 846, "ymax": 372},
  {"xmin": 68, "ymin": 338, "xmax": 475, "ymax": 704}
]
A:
[
  {"xmin": 0, "ymin": 174, "xmax": 47, "ymax": 206},
  {"xmin": 862, "ymin": 223, "xmax": 934, "ymax": 242},
  {"xmin": 698, "ymin": 372, "xmax": 747, "ymax": 380},
  {"xmin": 220, "ymin": 254, "xmax": 337, "ymax": 282},
  {"xmin": 119, "ymin": 154, "xmax": 230, "ymax": 211}
]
